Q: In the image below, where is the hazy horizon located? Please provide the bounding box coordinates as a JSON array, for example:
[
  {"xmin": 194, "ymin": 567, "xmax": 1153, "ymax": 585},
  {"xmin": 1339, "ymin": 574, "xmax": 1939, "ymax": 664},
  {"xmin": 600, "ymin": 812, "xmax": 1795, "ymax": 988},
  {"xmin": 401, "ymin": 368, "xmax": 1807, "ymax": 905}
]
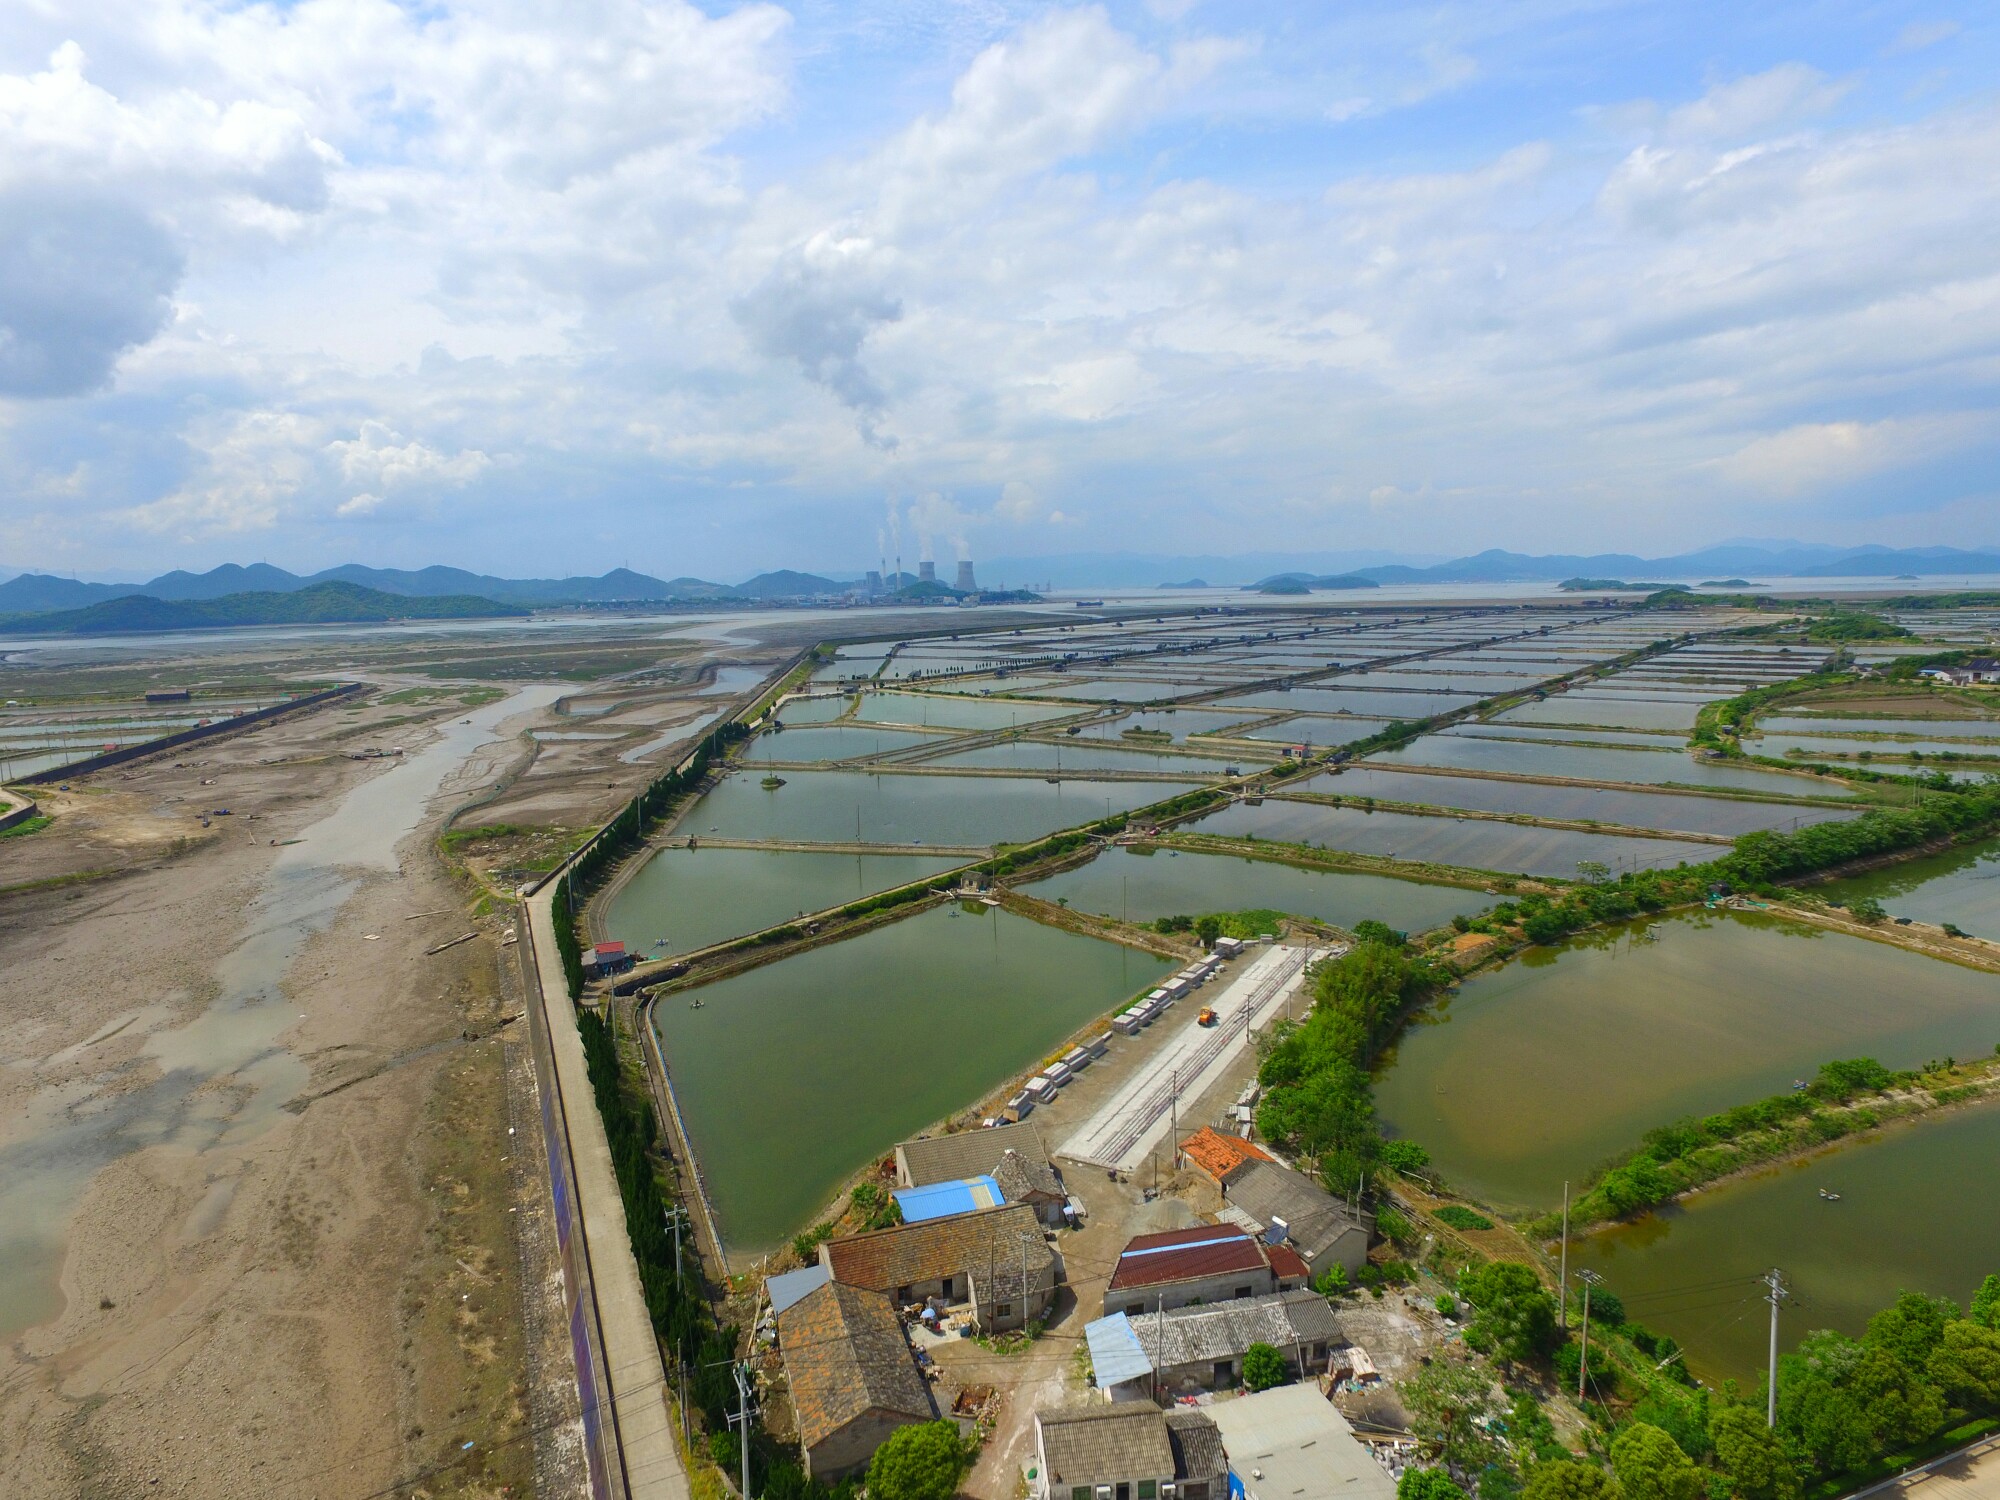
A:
[{"xmin": 2, "ymin": 3, "xmax": 1995, "ymax": 579}]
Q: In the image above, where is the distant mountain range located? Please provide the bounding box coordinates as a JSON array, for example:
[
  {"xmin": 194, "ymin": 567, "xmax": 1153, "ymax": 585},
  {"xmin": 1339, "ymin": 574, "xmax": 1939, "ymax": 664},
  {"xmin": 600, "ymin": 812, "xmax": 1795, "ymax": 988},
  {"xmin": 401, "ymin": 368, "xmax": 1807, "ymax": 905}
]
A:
[
  {"xmin": 0, "ymin": 563, "xmax": 855, "ymax": 616},
  {"xmin": 1338, "ymin": 545, "xmax": 2000, "ymax": 585},
  {"xmin": 977, "ymin": 544, "xmax": 2000, "ymax": 588},
  {"xmin": 6, "ymin": 543, "xmax": 1999, "ymax": 615},
  {"xmin": 2, "ymin": 581, "xmax": 529, "ymax": 635}
]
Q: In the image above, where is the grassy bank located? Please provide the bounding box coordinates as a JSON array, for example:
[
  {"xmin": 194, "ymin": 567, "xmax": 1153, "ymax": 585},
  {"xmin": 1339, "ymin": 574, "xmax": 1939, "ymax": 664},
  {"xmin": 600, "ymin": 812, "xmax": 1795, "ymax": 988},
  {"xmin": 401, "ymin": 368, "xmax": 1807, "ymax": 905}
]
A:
[{"xmin": 1531, "ymin": 1054, "xmax": 2000, "ymax": 1235}]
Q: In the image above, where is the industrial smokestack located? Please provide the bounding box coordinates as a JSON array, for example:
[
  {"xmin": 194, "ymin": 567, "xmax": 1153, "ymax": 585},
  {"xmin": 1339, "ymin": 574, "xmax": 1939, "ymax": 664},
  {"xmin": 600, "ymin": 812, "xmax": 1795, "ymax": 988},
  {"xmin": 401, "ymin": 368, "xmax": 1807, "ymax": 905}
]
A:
[
  {"xmin": 919, "ymin": 560, "xmax": 937, "ymax": 584},
  {"xmin": 955, "ymin": 561, "xmax": 975, "ymax": 592}
]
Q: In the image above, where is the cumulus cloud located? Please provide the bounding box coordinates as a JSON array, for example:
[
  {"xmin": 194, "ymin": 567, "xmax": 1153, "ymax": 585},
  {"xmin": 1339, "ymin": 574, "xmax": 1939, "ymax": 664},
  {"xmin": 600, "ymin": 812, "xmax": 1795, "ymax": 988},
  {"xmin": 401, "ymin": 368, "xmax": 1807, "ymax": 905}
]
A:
[
  {"xmin": 329, "ymin": 420, "xmax": 492, "ymax": 490},
  {"xmin": 0, "ymin": 186, "xmax": 182, "ymax": 397},
  {"xmin": 2, "ymin": 5, "xmax": 1997, "ymax": 569}
]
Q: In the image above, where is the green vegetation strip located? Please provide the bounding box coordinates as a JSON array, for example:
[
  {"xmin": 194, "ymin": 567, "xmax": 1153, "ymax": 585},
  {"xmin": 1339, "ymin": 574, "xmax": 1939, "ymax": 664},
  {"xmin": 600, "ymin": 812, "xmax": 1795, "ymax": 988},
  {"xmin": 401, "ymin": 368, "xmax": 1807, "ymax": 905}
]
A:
[{"xmin": 1535, "ymin": 1055, "xmax": 2000, "ymax": 1234}]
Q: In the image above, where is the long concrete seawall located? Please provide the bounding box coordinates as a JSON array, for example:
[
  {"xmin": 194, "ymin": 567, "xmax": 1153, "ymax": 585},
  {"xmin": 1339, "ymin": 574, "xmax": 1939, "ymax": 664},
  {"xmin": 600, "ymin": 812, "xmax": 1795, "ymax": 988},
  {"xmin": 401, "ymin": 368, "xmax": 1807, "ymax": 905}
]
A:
[{"xmin": 522, "ymin": 883, "xmax": 689, "ymax": 1500}]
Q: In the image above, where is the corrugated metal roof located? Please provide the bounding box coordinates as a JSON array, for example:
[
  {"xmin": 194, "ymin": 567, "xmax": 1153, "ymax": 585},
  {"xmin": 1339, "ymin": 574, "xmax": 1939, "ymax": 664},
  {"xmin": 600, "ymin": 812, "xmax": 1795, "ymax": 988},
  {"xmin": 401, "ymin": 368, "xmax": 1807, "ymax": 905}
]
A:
[
  {"xmin": 1085, "ymin": 1312, "xmax": 1155, "ymax": 1389},
  {"xmin": 1207, "ymin": 1385, "xmax": 1394, "ymax": 1500},
  {"xmin": 1107, "ymin": 1226, "xmax": 1268, "ymax": 1292},
  {"xmin": 766, "ymin": 1264, "xmax": 831, "ymax": 1317},
  {"xmin": 892, "ymin": 1176, "xmax": 1005, "ymax": 1224}
]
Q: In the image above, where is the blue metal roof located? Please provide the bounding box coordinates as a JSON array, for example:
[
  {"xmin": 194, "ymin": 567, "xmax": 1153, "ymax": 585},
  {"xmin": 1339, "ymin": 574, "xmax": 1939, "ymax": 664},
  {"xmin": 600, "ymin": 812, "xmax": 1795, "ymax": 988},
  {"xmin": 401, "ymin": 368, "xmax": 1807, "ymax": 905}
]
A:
[
  {"xmin": 891, "ymin": 1175, "xmax": 1005, "ymax": 1223},
  {"xmin": 1085, "ymin": 1312, "xmax": 1154, "ymax": 1389}
]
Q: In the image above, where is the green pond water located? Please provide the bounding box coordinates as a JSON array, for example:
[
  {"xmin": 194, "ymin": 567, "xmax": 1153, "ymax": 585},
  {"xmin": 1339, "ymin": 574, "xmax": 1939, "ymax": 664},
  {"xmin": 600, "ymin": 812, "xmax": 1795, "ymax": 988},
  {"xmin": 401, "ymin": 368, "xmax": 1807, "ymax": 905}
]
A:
[
  {"xmin": 1369, "ymin": 736, "xmax": 1854, "ymax": 797},
  {"xmin": 1028, "ymin": 678, "xmax": 1213, "ymax": 702},
  {"xmin": 1239, "ymin": 716, "xmax": 1399, "ymax": 744},
  {"xmin": 1447, "ymin": 724, "xmax": 1691, "ymax": 748},
  {"xmin": 655, "ymin": 904, "xmax": 1169, "ymax": 1253},
  {"xmin": 774, "ymin": 695, "xmax": 854, "ymax": 724},
  {"xmin": 1073, "ymin": 709, "xmax": 1260, "ymax": 741},
  {"xmin": 1758, "ymin": 716, "xmax": 2000, "ymax": 739},
  {"xmin": 927, "ymin": 740, "xmax": 1243, "ymax": 774},
  {"xmin": 1194, "ymin": 798, "xmax": 1717, "ymax": 877},
  {"xmin": 1307, "ymin": 768, "xmax": 1856, "ymax": 837},
  {"xmin": 606, "ymin": 847, "xmax": 960, "ymax": 954},
  {"xmin": 1497, "ymin": 699, "xmax": 1700, "ymax": 731},
  {"xmin": 1374, "ymin": 911, "xmax": 2000, "ymax": 1217},
  {"xmin": 1221, "ymin": 688, "xmax": 1481, "ymax": 717},
  {"xmin": 852, "ymin": 692, "xmax": 1079, "ymax": 730},
  {"xmin": 1753, "ymin": 735, "xmax": 2000, "ymax": 759},
  {"xmin": 685, "ymin": 771, "xmax": 1203, "ymax": 846},
  {"xmin": 1026, "ymin": 845, "xmax": 1492, "ymax": 932},
  {"xmin": 743, "ymin": 725, "xmax": 948, "ymax": 762},
  {"xmin": 1574, "ymin": 1099, "xmax": 2000, "ymax": 1382},
  {"xmin": 1818, "ymin": 838, "xmax": 2000, "ymax": 936}
]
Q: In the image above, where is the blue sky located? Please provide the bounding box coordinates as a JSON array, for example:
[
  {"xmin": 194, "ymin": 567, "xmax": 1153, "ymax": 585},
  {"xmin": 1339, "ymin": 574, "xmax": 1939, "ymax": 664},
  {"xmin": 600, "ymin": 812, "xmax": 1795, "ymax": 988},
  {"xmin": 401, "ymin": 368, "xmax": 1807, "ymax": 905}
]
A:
[{"xmin": 0, "ymin": 0, "xmax": 1994, "ymax": 580}]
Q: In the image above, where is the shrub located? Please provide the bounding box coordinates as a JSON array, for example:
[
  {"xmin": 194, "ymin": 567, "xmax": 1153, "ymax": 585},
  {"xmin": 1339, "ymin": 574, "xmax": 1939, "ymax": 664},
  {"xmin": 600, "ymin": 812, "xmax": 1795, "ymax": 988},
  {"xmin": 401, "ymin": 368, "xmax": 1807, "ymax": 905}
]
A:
[
  {"xmin": 1436, "ymin": 1205, "xmax": 1495, "ymax": 1232},
  {"xmin": 867, "ymin": 1421, "xmax": 970, "ymax": 1500},
  {"xmin": 1242, "ymin": 1342, "xmax": 1288, "ymax": 1391},
  {"xmin": 1379, "ymin": 1139, "xmax": 1432, "ymax": 1174}
]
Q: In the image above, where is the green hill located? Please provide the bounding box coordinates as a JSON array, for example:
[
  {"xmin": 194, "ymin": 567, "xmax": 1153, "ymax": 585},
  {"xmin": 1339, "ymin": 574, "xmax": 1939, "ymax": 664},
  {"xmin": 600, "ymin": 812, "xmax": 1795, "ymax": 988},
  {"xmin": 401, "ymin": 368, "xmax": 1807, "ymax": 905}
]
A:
[{"xmin": 4, "ymin": 580, "xmax": 530, "ymax": 635}]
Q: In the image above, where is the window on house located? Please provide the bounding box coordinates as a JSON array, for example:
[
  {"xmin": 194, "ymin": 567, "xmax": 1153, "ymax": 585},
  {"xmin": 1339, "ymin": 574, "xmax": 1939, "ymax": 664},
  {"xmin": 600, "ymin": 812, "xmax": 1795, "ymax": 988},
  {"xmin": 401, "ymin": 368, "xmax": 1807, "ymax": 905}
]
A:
[
  {"xmin": 1073, "ymin": 1487, "xmax": 1091, "ymax": 1500},
  {"xmin": 996, "ymin": 1303, "xmax": 1012, "ymax": 1318},
  {"xmin": 1183, "ymin": 1485, "xmax": 1208, "ymax": 1500},
  {"xmin": 1233, "ymin": 1286, "xmax": 1252, "ymax": 1298},
  {"xmin": 1139, "ymin": 1481, "xmax": 1158, "ymax": 1499}
]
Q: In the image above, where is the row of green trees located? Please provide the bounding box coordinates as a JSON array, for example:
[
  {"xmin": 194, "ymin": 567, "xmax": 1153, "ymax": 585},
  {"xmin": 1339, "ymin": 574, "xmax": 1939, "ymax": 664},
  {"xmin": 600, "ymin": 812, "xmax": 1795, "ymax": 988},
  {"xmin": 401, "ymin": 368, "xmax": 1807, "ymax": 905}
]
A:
[
  {"xmin": 1401, "ymin": 1274, "xmax": 2000, "ymax": 1500},
  {"xmin": 1254, "ymin": 926, "xmax": 1443, "ymax": 1194},
  {"xmin": 574, "ymin": 1008, "xmax": 738, "ymax": 1423},
  {"xmin": 551, "ymin": 717, "xmax": 754, "ymax": 996}
]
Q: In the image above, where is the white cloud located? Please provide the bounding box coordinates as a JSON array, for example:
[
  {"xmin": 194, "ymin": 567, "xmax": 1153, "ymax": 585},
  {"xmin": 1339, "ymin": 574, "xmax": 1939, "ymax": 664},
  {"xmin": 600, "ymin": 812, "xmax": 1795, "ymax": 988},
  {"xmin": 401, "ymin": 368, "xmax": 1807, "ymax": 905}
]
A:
[
  {"xmin": 328, "ymin": 420, "xmax": 491, "ymax": 490},
  {"xmin": 2, "ymin": 6, "xmax": 1997, "ymax": 571}
]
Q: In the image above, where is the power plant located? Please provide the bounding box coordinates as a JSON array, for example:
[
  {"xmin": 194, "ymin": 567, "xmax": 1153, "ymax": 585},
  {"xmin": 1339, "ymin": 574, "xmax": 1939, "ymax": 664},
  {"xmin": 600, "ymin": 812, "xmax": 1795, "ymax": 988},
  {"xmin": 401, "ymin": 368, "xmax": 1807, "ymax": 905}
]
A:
[
  {"xmin": 955, "ymin": 560, "xmax": 976, "ymax": 592},
  {"xmin": 918, "ymin": 560, "xmax": 937, "ymax": 584}
]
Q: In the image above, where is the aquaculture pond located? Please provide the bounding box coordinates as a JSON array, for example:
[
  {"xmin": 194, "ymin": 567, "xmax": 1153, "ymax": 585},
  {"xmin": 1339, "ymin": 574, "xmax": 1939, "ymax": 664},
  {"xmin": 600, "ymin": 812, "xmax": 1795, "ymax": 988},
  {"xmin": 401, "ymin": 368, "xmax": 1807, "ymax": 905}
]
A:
[
  {"xmin": 1072, "ymin": 709, "xmax": 1272, "ymax": 742},
  {"xmin": 1366, "ymin": 736, "xmax": 1856, "ymax": 797},
  {"xmin": 1574, "ymin": 1099, "xmax": 2000, "ymax": 1382},
  {"xmin": 1220, "ymin": 688, "xmax": 1482, "ymax": 718},
  {"xmin": 742, "ymin": 725, "xmax": 946, "ymax": 762},
  {"xmin": 1309, "ymin": 767, "xmax": 1857, "ymax": 837},
  {"xmin": 1496, "ymin": 698, "xmax": 1702, "ymax": 732},
  {"xmin": 653, "ymin": 904, "xmax": 1170, "ymax": 1254},
  {"xmin": 606, "ymin": 847, "xmax": 960, "ymax": 954},
  {"xmin": 851, "ymin": 692, "xmax": 1080, "ymax": 730},
  {"xmin": 1374, "ymin": 911, "xmax": 2000, "ymax": 1217},
  {"xmin": 684, "ymin": 771, "xmax": 1205, "ymax": 846},
  {"xmin": 925, "ymin": 740, "xmax": 1243, "ymax": 774},
  {"xmin": 1816, "ymin": 837, "xmax": 2000, "ymax": 936},
  {"xmin": 773, "ymin": 694, "xmax": 854, "ymax": 724},
  {"xmin": 1193, "ymin": 799, "xmax": 1716, "ymax": 877},
  {"xmin": 1026, "ymin": 845, "xmax": 1491, "ymax": 934}
]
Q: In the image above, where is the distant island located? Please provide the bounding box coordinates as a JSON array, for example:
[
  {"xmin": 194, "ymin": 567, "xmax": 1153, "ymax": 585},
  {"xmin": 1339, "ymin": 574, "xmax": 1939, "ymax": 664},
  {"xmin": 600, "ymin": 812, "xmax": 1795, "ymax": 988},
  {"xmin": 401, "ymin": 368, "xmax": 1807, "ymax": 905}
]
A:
[
  {"xmin": 1160, "ymin": 578, "xmax": 1209, "ymax": 589},
  {"xmin": 1249, "ymin": 572, "xmax": 1380, "ymax": 594},
  {"xmin": 1700, "ymin": 578, "xmax": 1752, "ymax": 587},
  {"xmin": 1557, "ymin": 577, "xmax": 1677, "ymax": 592},
  {"xmin": 1, "ymin": 580, "xmax": 529, "ymax": 636}
]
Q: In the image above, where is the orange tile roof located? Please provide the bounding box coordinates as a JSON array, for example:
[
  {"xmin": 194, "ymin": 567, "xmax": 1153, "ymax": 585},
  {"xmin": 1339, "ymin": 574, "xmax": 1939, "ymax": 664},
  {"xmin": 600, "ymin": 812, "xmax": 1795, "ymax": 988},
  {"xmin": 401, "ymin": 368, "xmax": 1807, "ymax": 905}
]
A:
[{"xmin": 1180, "ymin": 1126, "xmax": 1275, "ymax": 1182}]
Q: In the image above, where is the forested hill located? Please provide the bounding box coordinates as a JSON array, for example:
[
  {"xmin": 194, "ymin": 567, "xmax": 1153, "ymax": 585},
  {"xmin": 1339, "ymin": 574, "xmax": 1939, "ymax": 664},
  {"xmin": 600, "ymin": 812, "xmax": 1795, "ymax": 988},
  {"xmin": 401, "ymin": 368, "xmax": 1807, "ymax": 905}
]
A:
[{"xmin": 1, "ymin": 581, "xmax": 530, "ymax": 635}]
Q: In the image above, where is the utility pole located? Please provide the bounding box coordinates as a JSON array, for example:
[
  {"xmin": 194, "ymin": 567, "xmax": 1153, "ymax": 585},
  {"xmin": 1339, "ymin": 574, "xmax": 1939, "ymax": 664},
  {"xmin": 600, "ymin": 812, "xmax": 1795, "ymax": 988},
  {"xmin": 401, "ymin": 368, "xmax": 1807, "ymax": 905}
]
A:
[
  {"xmin": 1576, "ymin": 1269, "xmax": 1603, "ymax": 1404},
  {"xmin": 1558, "ymin": 1183, "xmax": 1570, "ymax": 1333},
  {"xmin": 1764, "ymin": 1268, "xmax": 1788, "ymax": 1428},
  {"xmin": 1170, "ymin": 1067, "xmax": 1179, "ymax": 1171},
  {"xmin": 731, "ymin": 1362, "xmax": 756, "ymax": 1500}
]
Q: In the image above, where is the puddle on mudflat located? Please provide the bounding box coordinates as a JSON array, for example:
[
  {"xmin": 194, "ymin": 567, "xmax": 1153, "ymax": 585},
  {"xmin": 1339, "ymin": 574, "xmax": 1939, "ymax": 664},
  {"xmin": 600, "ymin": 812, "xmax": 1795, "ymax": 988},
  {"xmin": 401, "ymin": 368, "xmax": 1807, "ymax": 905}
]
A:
[{"xmin": 0, "ymin": 686, "xmax": 557, "ymax": 1340}]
